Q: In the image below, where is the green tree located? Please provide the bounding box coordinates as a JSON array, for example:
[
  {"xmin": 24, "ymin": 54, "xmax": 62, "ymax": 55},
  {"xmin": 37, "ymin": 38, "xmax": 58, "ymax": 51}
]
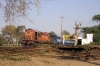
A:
[
  {"xmin": 49, "ymin": 31, "xmax": 57, "ymax": 36},
  {"xmin": 92, "ymin": 14, "xmax": 100, "ymax": 22},
  {"xmin": 81, "ymin": 25, "xmax": 100, "ymax": 45},
  {"xmin": 81, "ymin": 27, "xmax": 92, "ymax": 38},
  {"xmin": 92, "ymin": 14, "xmax": 100, "ymax": 45},
  {"xmin": 0, "ymin": 34, "xmax": 5, "ymax": 45},
  {"xmin": 15, "ymin": 25, "xmax": 26, "ymax": 45},
  {"xmin": 2, "ymin": 25, "xmax": 16, "ymax": 45},
  {"xmin": 62, "ymin": 30, "xmax": 70, "ymax": 35}
]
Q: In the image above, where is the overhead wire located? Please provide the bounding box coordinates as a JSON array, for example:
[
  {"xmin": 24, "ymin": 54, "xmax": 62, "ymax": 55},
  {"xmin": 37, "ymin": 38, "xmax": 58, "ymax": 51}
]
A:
[
  {"xmin": 64, "ymin": 16, "xmax": 88, "ymax": 23},
  {"xmin": 64, "ymin": 16, "xmax": 98, "ymax": 27},
  {"xmin": 63, "ymin": 19, "xmax": 74, "ymax": 27}
]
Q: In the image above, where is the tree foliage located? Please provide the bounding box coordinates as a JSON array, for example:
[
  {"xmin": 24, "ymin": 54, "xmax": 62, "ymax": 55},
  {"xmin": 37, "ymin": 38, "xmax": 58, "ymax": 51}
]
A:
[
  {"xmin": 49, "ymin": 31, "xmax": 57, "ymax": 36},
  {"xmin": 2, "ymin": 25, "xmax": 16, "ymax": 44},
  {"xmin": 15, "ymin": 25, "xmax": 26, "ymax": 45},
  {"xmin": 1, "ymin": 25, "xmax": 26, "ymax": 45},
  {"xmin": 92, "ymin": 14, "xmax": 100, "ymax": 22},
  {"xmin": 62, "ymin": 30, "xmax": 70, "ymax": 35},
  {"xmin": 81, "ymin": 25, "xmax": 100, "ymax": 45},
  {"xmin": 0, "ymin": 34, "xmax": 5, "ymax": 45},
  {"xmin": 2, "ymin": 25, "xmax": 16, "ymax": 39}
]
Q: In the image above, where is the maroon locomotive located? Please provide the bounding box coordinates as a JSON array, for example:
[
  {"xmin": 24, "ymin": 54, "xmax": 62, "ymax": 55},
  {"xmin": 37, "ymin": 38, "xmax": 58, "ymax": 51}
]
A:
[{"xmin": 22, "ymin": 28, "xmax": 53, "ymax": 46}]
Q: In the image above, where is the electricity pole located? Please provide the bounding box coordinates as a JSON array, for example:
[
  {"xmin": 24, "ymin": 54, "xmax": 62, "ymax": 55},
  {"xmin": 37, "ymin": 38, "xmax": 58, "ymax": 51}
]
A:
[{"xmin": 60, "ymin": 15, "xmax": 64, "ymax": 43}]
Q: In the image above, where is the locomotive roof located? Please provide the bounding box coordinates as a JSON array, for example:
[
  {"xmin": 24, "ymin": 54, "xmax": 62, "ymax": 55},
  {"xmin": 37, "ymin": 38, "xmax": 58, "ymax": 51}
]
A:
[{"xmin": 26, "ymin": 28, "xmax": 41, "ymax": 32}]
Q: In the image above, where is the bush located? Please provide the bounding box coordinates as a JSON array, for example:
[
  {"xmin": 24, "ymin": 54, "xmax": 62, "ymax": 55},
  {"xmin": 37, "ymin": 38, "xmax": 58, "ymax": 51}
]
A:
[{"xmin": 90, "ymin": 42, "xmax": 100, "ymax": 46}]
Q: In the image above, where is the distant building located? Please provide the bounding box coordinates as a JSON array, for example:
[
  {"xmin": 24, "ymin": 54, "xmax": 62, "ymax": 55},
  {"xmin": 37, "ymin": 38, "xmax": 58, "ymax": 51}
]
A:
[
  {"xmin": 78, "ymin": 34, "xmax": 93, "ymax": 45},
  {"xmin": 63, "ymin": 34, "xmax": 93, "ymax": 45}
]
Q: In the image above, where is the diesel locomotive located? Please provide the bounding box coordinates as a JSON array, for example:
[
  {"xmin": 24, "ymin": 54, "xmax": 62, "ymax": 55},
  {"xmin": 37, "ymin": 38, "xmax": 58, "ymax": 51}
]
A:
[{"xmin": 22, "ymin": 28, "xmax": 54, "ymax": 46}]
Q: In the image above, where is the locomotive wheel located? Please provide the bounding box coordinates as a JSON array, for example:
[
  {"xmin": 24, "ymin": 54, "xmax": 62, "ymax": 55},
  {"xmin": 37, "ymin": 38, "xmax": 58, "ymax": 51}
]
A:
[{"xmin": 22, "ymin": 44, "xmax": 27, "ymax": 47}]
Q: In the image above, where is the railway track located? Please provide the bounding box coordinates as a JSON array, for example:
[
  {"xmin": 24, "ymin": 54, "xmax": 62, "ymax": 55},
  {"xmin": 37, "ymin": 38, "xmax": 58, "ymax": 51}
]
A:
[
  {"xmin": 0, "ymin": 45, "xmax": 100, "ymax": 60},
  {"xmin": 52, "ymin": 45, "xmax": 100, "ymax": 60}
]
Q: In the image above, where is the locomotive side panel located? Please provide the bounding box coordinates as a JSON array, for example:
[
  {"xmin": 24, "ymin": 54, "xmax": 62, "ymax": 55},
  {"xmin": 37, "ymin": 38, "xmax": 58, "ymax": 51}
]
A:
[
  {"xmin": 38, "ymin": 32, "xmax": 51, "ymax": 43},
  {"xmin": 24, "ymin": 29, "xmax": 36, "ymax": 40},
  {"xmin": 22, "ymin": 29, "xmax": 37, "ymax": 45}
]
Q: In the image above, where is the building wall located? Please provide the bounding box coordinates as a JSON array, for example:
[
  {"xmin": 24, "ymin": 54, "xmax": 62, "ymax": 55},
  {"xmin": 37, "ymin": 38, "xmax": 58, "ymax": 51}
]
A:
[
  {"xmin": 80, "ymin": 34, "xmax": 93, "ymax": 45},
  {"xmin": 87, "ymin": 34, "xmax": 93, "ymax": 43}
]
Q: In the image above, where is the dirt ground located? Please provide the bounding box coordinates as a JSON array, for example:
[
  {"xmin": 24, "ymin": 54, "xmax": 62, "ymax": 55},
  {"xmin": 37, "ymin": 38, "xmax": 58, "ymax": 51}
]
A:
[
  {"xmin": 0, "ymin": 45, "xmax": 100, "ymax": 66},
  {"xmin": 0, "ymin": 56, "xmax": 100, "ymax": 66}
]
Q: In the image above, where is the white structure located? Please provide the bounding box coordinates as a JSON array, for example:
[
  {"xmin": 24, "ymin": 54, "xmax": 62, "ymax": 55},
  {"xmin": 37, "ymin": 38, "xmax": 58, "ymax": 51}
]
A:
[
  {"xmin": 62, "ymin": 34, "xmax": 93, "ymax": 45},
  {"xmin": 78, "ymin": 34, "xmax": 93, "ymax": 45}
]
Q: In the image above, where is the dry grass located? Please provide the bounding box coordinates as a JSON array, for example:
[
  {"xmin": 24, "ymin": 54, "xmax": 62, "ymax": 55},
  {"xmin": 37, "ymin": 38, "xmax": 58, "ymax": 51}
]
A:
[{"xmin": 0, "ymin": 53, "xmax": 31, "ymax": 61}]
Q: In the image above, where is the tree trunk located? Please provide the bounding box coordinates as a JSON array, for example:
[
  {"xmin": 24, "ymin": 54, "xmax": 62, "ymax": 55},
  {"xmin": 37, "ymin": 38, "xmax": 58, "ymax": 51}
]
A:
[{"xmin": 74, "ymin": 30, "xmax": 78, "ymax": 46}]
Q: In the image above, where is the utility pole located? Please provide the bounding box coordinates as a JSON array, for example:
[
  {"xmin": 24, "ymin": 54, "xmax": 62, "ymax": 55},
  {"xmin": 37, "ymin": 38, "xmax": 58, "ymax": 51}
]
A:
[
  {"xmin": 74, "ymin": 21, "xmax": 82, "ymax": 46},
  {"xmin": 60, "ymin": 15, "xmax": 64, "ymax": 43}
]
